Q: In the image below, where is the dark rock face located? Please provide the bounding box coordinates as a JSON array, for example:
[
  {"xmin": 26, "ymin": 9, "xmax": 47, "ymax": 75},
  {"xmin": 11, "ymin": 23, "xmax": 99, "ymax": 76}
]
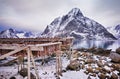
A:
[{"xmin": 42, "ymin": 8, "xmax": 117, "ymax": 40}]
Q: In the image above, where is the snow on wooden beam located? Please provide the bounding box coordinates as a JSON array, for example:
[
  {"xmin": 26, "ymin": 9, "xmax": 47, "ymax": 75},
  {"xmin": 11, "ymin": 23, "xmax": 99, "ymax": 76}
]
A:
[{"xmin": 28, "ymin": 42, "xmax": 62, "ymax": 47}]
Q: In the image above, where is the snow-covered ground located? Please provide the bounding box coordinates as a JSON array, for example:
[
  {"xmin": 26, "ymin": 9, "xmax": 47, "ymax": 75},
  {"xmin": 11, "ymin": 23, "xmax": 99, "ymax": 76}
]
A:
[{"xmin": 0, "ymin": 51, "xmax": 120, "ymax": 79}]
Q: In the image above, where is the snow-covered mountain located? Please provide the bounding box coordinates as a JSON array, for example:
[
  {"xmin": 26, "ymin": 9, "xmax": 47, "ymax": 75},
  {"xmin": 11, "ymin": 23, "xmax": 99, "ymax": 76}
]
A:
[
  {"xmin": 16, "ymin": 31, "xmax": 39, "ymax": 38},
  {"xmin": 107, "ymin": 24, "xmax": 120, "ymax": 39},
  {"xmin": 42, "ymin": 8, "xmax": 116, "ymax": 40},
  {"xmin": 0, "ymin": 28, "xmax": 18, "ymax": 38},
  {"xmin": 0, "ymin": 28, "xmax": 41, "ymax": 38}
]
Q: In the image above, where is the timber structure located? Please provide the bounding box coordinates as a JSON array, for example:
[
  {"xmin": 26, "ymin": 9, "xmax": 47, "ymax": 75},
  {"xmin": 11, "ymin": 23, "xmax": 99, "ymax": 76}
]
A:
[{"xmin": 0, "ymin": 37, "xmax": 73, "ymax": 79}]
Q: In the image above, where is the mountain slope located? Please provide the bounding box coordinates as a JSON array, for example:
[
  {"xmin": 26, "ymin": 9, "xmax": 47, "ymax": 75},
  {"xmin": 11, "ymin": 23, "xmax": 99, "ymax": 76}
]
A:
[
  {"xmin": 0, "ymin": 28, "xmax": 18, "ymax": 38},
  {"xmin": 0, "ymin": 28, "xmax": 41, "ymax": 38},
  {"xmin": 42, "ymin": 8, "xmax": 116, "ymax": 40},
  {"xmin": 107, "ymin": 24, "xmax": 120, "ymax": 39}
]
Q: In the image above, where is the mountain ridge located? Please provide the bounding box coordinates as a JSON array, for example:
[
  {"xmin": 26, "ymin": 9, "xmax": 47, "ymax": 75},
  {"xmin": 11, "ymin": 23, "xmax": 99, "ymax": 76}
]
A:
[
  {"xmin": 107, "ymin": 24, "xmax": 120, "ymax": 39},
  {"xmin": 42, "ymin": 8, "xmax": 117, "ymax": 40},
  {"xmin": 0, "ymin": 28, "xmax": 40, "ymax": 38}
]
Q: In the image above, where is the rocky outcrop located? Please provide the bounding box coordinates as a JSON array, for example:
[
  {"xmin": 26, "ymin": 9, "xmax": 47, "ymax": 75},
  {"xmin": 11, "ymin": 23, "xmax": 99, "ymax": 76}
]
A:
[{"xmin": 66, "ymin": 51, "xmax": 120, "ymax": 79}]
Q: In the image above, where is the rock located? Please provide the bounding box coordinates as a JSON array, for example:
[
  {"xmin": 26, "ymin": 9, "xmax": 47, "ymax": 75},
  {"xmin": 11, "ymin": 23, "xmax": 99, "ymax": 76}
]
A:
[
  {"xmin": 90, "ymin": 73, "xmax": 96, "ymax": 77},
  {"xmin": 97, "ymin": 61, "xmax": 104, "ymax": 67},
  {"xmin": 84, "ymin": 71, "xmax": 89, "ymax": 75},
  {"xmin": 109, "ymin": 53, "xmax": 120, "ymax": 63},
  {"xmin": 54, "ymin": 74, "xmax": 60, "ymax": 79},
  {"xmin": 10, "ymin": 76, "xmax": 16, "ymax": 79},
  {"xmin": 95, "ymin": 67, "xmax": 106, "ymax": 73},
  {"xmin": 110, "ymin": 72, "xmax": 118, "ymax": 79},
  {"xmin": 19, "ymin": 68, "xmax": 28, "ymax": 77},
  {"xmin": 116, "ymin": 47, "xmax": 120, "ymax": 54},
  {"xmin": 72, "ymin": 51, "xmax": 80, "ymax": 58},
  {"xmin": 105, "ymin": 49, "xmax": 112, "ymax": 54},
  {"xmin": 111, "ymin": 64, "xmax": 120, "ymax": 71},
  {"xmin": 96, "ymin": 48, "xmax": 105, "ymax": 53},
  {"xmin": 62, "ymin": 69, "xmax": 67, "ymax": 73},
  {"xmin": 77, "ymin": 48, "xmax": 86, "ymax": 52},
  {"xmin": 85, "ymin": 59, "xmax": 95, "ymax": 64},
  {"xmin": 87, "ymin": 47, "xmax": 97, "ymax": 53},
  {"xmin": 87, "ymin": 75, "xmax": 92, "ymax": 79},
  {"xmin": 86, "ymin": 67, "xmax": 94, "ymax": 73},
  {"xmin": 80, "ymin": 64, "xmax": 85, "ymax": 69},
  {"xmin": 118, "ymin": 72, "xmax": 120, "ymax": 75},
  {"xmin": 102, "ymin": 66, "xmax": 111, "ymax": 73},
  {"xmin": 19, "ymin": 68, "xmax": 36, "ymax": 79},
  {"xmin": 106, "ymin": 74, "xmax": 110, "ymax": 79},
  {"xmin": 43, "ymin": 71, "xmax": 47, "ymax": 75},
  {"xmin": 98, "ymin": 73, "xmax": 106, "ymax": 79},
  {"xmin": 81, "ymin": 52, "xmax": 90, "ymax": 57},
  {"xmin": 66, "ymin": 59, "xmax": 80, "ymax": 71},
  {"xmin": 94, "ymin": 69, "xmax": 99, "ymax": 74}
]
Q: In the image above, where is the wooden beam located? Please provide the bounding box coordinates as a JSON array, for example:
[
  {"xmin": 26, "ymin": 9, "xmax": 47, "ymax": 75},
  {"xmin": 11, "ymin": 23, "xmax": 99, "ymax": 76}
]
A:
[
  {"xmin": 28, "ymin": 42, "xmax": 62, "ymax": 47},
  {"xmin": 0, "ymin": 46, "xmax": 28, "ymax": 60}
]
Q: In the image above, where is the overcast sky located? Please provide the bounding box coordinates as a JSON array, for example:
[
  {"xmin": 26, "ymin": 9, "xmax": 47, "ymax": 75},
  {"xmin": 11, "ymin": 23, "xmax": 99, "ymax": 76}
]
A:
[{"xmin": 0, "ymin": 0, "xmax": 120, "ymax": 32}]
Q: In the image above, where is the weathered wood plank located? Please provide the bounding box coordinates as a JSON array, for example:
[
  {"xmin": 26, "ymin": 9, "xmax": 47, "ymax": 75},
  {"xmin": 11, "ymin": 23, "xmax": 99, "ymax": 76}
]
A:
[{"xmin": 0, "ymin": 46, "xmax": 28, "ymax": 59}]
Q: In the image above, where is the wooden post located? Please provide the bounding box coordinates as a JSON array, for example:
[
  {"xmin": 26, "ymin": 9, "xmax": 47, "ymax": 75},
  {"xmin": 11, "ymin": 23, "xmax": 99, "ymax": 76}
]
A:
[
  {"xmin": 56, "ymin": 43, "xmax": 62, "ymax": 77},
  {"xmin": 59, "ymin": 44, "xmax": 62, "ymax": 76},
  {"xmin": 30, "ymin": 50, "xmax": 40, "ymax": 79},
  {"xmin": 56, "ymin": 51, "xmax": 59, "ymax": 77},
  {"xmin": 69, "ymin": 39, "xmax": 73, "ymax": 62},
  {"xmin": 27, "ymin": 47, "xmax": 31, "ymax": 79}
]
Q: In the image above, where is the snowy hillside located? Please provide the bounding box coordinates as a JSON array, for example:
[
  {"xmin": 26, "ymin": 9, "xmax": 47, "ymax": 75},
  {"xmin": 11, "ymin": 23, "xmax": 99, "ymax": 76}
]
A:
[
  {"xmin": 16, "ymin": 31, "xmax": 41, "ymax": 38},
  {"xmin": 107, "ymin": 24, "xmax": 120, "ymax": 39},
  {"xmin": 0, "ymin": 28, "xmax": 41, "ymax": 38},
  {"xmin": 0, "ymin": 28, "xmax": 18, "ymax": 38},
  {"xmin": 42, "ymin": 8, "xmax": 116, "ymax": 40}
]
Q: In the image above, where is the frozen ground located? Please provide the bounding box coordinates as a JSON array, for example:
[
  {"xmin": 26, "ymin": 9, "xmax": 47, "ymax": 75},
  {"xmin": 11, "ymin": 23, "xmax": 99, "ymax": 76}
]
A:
[{"xmin": 0, "ymin": 51, "xmax": 120, "ymax": 79}]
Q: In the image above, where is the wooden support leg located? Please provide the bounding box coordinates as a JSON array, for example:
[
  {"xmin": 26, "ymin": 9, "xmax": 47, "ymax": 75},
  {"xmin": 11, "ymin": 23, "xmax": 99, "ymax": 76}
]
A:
[
  {"xmin": 56, "ymin": 52, "xmax": 59, "ymax": 77},
  {"xmin": 27, "ymin": 47, "xmax": 31, "ymax": 79},
  {"xmin": 30, "ymin": 50, "xmax": 40, "ymax": 79},
  {"xmin": 56, "ymin": 50, "xmax": 62, "ymax": 77}
]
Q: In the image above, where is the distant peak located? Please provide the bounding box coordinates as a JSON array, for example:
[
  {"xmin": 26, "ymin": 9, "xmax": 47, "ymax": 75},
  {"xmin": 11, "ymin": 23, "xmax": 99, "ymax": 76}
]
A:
[
  {"xmin": 8, "ymin": 28, "xmax": 14, "ymax": 32},
  {"xmin": 9, "ymin": 28, "xmax": 13, "ymax": 31},
  {"xmin": 68, "ymin": 8, "xmax": 83, "ymax": 17}
]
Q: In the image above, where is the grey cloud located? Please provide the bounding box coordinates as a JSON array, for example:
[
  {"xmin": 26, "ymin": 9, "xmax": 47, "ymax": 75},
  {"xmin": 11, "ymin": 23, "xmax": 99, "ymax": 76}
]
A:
[{"xmin": 0, "ymin": 0, "xmax": 120, "ymax": 31}]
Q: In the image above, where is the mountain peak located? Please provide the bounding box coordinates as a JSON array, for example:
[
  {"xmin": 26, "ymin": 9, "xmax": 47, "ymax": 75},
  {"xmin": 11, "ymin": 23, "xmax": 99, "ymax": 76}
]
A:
[
  {"xmin": 115, "ymin": 24, "xmax": 120, "ymax": 30},
  {"xmin": 68, "ymin": 8, "xmax": 83, "ymax": 17},
  {"xmin": 8, "ymin": 28, "xmax": 15, "ymax": 33},
  {"xmin": 42, "ymin": 8, "xmax": 117, "ymax": 40}
]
